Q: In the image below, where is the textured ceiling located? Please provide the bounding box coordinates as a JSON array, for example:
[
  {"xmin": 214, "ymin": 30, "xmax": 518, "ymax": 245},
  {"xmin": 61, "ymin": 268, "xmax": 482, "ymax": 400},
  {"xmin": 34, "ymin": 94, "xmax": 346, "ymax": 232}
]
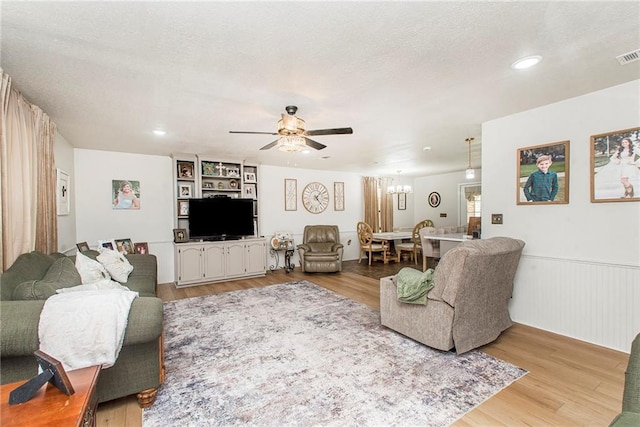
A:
[{"xmin": 1, "ymin": 1, "xmax": 639, "ymax": 177}]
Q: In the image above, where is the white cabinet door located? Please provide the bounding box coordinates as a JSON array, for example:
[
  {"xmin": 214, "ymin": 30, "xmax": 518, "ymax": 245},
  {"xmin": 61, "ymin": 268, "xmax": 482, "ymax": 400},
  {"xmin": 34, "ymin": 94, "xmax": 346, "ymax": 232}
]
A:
[
  {"xmin": 176, "ymin": 244, "xmax": 203, "ymax": 284},
  {"xmin": 245, "ymin": 240, "xmax": 266, "ymax": 275},
  {"xmin": 203, "ymin": 243, "xmax": 225, "ymax": 281},
  {"xmin": 226, "ymin": 241, "xmax": 246, "ymax": 278}
]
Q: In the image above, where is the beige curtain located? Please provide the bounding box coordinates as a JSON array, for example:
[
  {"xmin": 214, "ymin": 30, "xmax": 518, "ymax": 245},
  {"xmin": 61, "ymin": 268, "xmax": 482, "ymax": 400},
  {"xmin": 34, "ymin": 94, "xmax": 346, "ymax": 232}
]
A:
[
  {"xmin": 1, "ymin": 68, "xmax": 57, "ymax": 270},
  {"xmin": 379, "ymin": 177, "xmax": 393, "ymax": 232},
  {"xmin": 363, "ymin": 176, "xmax": 379, "ymax": 232}
]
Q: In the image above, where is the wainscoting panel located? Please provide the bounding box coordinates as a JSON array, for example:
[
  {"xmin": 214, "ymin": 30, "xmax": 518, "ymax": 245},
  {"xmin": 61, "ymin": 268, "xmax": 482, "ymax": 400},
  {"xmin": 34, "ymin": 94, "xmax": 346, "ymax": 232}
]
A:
[{"xmin": 509, "ymin": 255, "xmax": 640, "ymax": 353}]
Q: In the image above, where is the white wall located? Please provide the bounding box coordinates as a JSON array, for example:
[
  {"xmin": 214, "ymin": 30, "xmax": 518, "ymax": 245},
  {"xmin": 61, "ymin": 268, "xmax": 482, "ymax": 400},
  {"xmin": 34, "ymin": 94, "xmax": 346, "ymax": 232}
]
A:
[
  {"xmin": 74, "ymin": 149, "xmax": 175, "ymax": 283},
  {"xmin": 482, "ymin": 80, "xmax": 640, "ymax": 352},
  {"xmin": 54, "ymin": 133, "xmax": 76, "ymax": 254},
  {"xmin": 259, "ymin": 165, "xmax": 364, "ymax": 265},
  {"xmin": 414, "ymin": 170, "xmax": 482, "ymax": 228}
]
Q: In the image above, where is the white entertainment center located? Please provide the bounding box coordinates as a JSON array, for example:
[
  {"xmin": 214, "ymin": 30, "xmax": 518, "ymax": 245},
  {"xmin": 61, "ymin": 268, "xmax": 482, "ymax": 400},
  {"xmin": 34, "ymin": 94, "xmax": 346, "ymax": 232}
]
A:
[{"xmin": 172, "ymin": 154, "xmax": 266, "ymax": 287}]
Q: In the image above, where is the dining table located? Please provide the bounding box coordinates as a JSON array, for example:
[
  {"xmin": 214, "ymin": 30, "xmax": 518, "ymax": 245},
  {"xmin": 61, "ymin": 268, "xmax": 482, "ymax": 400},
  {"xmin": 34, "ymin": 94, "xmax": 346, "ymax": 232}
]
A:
[{"xmin": 371, "ymin": 231, "xmax": 414, "ymax": 263}]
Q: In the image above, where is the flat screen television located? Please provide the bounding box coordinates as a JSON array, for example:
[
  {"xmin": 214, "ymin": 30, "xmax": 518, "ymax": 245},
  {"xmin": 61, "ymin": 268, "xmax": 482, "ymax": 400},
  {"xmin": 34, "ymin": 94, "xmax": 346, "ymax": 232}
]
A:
[{"xmin": 188, "ymin": 197, "xmax": 254, "ymax": 240}]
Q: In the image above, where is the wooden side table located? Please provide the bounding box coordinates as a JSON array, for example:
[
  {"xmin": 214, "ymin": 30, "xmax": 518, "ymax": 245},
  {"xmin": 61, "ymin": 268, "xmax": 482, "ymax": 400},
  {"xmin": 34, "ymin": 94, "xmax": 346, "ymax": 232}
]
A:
[{"xmin": 1, "ymin": 365, "xmax": 100, "ymax": 427}]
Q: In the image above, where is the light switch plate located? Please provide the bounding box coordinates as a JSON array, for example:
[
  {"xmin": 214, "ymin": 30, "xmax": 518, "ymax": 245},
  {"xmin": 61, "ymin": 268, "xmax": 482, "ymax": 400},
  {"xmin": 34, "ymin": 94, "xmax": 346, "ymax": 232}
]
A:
[{"xmin": 491, "ymin": 214, "xmax": 503, "ymax": 224}]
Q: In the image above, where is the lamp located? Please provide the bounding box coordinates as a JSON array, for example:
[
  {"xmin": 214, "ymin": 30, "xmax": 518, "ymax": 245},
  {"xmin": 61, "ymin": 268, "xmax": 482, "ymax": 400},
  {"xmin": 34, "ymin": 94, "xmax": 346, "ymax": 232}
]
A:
[
  {"xmin": 465, "ymin": 137, "xmax": 475, "ymax": 179},
  {"xmin": 277, "ymin": 135, "xmax": 306, "ymax": 152},
  {"xmin": 387, "ymin": 171, "xmax": 412, "ymax": 194}
]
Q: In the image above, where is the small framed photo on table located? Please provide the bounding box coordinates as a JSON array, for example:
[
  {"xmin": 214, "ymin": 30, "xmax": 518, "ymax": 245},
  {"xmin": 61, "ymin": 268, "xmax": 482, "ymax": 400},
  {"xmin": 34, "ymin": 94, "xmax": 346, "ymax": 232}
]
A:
[{"xmin": 134, "ymin": 242, "xmax": 149, "ymax": 254}]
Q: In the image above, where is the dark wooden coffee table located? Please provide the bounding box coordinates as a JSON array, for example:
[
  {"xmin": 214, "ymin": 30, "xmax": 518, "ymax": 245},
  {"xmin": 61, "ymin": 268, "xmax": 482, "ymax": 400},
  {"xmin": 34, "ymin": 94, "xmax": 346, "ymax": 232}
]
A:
[{"xmin": 1, "ymin": 365, "xmax": 100, "ymax": 427}]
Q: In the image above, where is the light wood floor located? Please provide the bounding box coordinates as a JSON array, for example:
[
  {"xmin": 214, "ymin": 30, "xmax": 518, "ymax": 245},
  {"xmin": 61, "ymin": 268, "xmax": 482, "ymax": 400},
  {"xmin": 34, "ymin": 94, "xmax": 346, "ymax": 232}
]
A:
[{"xmin": 97, "ymin": 262, "xmax": 629, "ymax": 426}]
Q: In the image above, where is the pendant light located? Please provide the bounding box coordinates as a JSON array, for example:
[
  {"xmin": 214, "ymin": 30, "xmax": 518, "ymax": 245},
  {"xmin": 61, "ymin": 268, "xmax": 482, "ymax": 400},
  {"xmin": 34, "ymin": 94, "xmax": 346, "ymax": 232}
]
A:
[{"xmin": 465, "ymin": 137, "xmax": 475, "ymax": 179}]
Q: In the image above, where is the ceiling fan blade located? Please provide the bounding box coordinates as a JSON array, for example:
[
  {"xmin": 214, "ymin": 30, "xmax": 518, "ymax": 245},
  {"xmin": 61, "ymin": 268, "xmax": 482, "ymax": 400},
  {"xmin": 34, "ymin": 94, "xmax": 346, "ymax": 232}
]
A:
[
  {"xmin": 229, "ymin": 131, "xmax": 278, "ymax": 135},
  {"xmin": 304, "ymin": 127, "xmax": 353, "ymax": 136},
  {"xmin": 304, "ymin": 137, "xmax": 327, "ymax": 150},
  {"xmin": 260, "ymin": 139, "xmax": 280, "ymax": 150}
]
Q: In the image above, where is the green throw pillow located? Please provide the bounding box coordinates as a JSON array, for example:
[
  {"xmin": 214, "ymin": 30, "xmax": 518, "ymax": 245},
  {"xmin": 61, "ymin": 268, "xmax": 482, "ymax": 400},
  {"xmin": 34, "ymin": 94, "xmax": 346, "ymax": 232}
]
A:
[{"xmin": 12, "ymin": 257, "xmax": 82, "ymax": 300}]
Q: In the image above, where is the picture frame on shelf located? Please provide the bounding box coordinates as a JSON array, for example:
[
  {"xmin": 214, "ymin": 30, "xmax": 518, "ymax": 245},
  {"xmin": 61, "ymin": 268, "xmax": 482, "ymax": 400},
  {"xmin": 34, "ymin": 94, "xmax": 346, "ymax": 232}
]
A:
[
  {"xmin": 173, "ymin": 228, "xmax": 188, "ymax": 243},
  {"xmin": 428, "ymin": 192, "xmax": 441, "ymax": 208},
  {"xmin": 517, "ymin": 140, "xmax": 569, "ymax": 205},
  {"xmin": 284, "ymin": 179, "xmax": 297, "ymax": 211},
  {"xmin": 115, "ymin": 238, "xmax": 134, "ymax": 254},
  {"xmin": 244, "ymin": 183, "xmax": 257, "ymax": 199},
  {"xmin": 244, "ymin": 172, "xmax": 257, "ymax": 183},
  {"xmin": 201, "ymin": 161, "xmax": 216, "ymax": 177},
  {"xmin": 56, "ymin": 169, "xmax": 70, "ymax": 216},
  {"xmin": 177, "ymin": 161, "xmax": 194, "ymax": 179},
  {"xmin": 226, "ymin": 167, "xmax": 240, "ymax": 178},
  {"xmin": 334, "ymin": 182, "xmax": 345, "ymax": 211},
  {"xmin": 178, "ymin": 199, "xmax": 189, "ymax": 217},
  {"xmin": 590, "ymin": 127, "xmax": 640, "ymax": 203},
  {"xmin": 398, "ymin": 193, "xmax": 406, "ymax": 210},
  {"xmin": 76, "ymin": 241, "xmax": 90, "ymax": 252},
  {"xmin": 178, "ymin": 183, "xmax": 192, "ymax": 198},
  {"xmin": 134, "ymin": 242, "xmax": 149, "ymax": 254}
]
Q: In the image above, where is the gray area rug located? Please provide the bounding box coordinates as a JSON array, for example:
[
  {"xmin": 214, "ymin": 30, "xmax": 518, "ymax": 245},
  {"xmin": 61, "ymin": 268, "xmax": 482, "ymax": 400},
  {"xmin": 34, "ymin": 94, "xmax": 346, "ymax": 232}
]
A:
[{"xmin": 143, "ymin": 281, "xmax": 526, "ymax": 426}]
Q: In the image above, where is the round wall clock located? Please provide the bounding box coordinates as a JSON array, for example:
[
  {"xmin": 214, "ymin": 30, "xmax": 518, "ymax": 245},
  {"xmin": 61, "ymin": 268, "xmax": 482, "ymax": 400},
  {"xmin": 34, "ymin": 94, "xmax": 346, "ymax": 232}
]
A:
[{"xmin": 302, "ymin": 182, "xmax": 329, "ymax": 213}]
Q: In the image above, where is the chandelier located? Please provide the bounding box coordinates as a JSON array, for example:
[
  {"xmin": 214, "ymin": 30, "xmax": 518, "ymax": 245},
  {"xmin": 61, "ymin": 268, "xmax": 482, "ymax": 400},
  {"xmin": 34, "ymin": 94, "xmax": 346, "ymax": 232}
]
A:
[
  {"xmin": 277, "ymin": 135, "xmax": 306, "ymax": 152},
  {"xmin": 386, "ymin": 170, "xmax": 412, "ymax": 194},
  {"xmin": 465, "ymin": 137, "xmax": 475, "ymax": 179}
]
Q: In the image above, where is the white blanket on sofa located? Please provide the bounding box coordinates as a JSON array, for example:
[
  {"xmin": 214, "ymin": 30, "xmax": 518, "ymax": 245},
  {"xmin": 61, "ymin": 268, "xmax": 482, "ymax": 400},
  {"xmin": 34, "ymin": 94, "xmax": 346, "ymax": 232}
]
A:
[{"xmin": 38, "ymin": 289, "xmax": 138, "ymax": 371}]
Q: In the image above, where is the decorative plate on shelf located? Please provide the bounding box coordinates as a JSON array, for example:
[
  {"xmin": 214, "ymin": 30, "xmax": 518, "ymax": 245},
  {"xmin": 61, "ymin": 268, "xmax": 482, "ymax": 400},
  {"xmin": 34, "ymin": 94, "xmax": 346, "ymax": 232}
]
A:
[{"xmin": 229, "ymin": 180, "xmax": 238, "ymax": 189}]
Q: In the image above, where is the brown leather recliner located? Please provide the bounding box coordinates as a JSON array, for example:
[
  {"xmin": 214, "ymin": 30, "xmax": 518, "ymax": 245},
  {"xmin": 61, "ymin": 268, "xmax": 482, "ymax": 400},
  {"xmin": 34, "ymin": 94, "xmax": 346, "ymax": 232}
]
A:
[{"xmin": 297, "ymin": 225, "xmax": 344, "ymax": 273}]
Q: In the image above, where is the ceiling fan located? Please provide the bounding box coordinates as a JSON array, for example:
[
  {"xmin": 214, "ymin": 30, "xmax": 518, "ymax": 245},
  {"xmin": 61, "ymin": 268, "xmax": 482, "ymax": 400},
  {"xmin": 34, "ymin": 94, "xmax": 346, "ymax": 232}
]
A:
[{"xmin": 229, "ymin": 105, "xmax": 353, "ymax": 151}]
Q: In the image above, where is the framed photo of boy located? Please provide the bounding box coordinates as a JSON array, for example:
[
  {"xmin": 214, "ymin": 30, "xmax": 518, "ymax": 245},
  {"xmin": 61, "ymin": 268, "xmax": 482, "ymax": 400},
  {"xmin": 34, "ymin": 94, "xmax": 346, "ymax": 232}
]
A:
[
  {"xmin": 590, "ymin": 127, "xmax": 640, "ymax": 203},
  {"xmin": 517, "ymin": 140, "xmax": 569, "ymax": 205}
]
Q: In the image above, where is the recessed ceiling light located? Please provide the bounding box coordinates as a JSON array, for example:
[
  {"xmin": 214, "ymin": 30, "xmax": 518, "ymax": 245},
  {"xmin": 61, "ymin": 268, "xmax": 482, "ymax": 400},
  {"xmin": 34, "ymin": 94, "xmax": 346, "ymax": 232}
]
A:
[
  {"xmin": 511, "ymin": 55, "xmax": 542, "ymax": 70},
  {"xmin": 152, "ymin": 129, "xmax": 166, "ymax": 136},
  {"xmin": 423, "ymin": 146, "xmax": 432, "ymax": 151}
]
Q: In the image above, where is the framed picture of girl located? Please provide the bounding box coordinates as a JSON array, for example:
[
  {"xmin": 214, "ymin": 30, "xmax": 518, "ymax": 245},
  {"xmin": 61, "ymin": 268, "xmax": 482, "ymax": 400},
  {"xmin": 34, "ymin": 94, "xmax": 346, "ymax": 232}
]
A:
[
  {"xmin": 517, "ymin": 140, "xmax": 569, "ymax": 205},
  {"xmin": 591, "ymin": 127, "xmax": 640, "ymax": 203}
]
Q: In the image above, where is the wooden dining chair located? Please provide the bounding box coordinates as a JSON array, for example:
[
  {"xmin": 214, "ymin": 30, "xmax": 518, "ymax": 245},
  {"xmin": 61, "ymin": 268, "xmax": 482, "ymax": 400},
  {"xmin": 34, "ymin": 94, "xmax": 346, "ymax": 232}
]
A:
[
  {"xmin": 356, "ymin": 221, "xmax": 390, "ymax": 265},
  {"xmin": 395, "ymin": 219, "xmax": 435, "ymax": 264}
]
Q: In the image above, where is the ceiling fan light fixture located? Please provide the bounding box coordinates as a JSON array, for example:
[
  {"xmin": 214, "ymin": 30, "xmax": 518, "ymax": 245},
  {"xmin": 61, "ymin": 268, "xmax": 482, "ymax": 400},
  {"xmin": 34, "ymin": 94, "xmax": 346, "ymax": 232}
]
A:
[{"xmin": 277, "ymin": 135, "xmax": 306, "ymax": 152}]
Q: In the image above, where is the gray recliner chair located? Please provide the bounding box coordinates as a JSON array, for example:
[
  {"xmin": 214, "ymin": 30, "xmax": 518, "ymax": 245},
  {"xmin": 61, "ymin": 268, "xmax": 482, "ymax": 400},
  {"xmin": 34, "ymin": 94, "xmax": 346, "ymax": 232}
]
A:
[{"xmin": 297, "ymin": 225, "xmax": 344, "ymax": 273}]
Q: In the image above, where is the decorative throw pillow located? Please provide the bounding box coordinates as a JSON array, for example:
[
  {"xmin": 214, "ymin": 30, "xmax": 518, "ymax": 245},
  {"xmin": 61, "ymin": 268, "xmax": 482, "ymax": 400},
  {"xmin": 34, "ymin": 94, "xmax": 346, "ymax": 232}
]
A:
[
  {"xmin": 75, "ymin": 251, "xmax": 111, "ymax": 284},
  {"xmin": 96, "ymin": 249, "xmax": 134, "ymax": 283},
  {"xmin": 12, "ymin": 257, "xmax": 82, "ymax": 300},
  {"xmin": 56, "ymin": 278, "xmax": 132, "ymax": 293}
]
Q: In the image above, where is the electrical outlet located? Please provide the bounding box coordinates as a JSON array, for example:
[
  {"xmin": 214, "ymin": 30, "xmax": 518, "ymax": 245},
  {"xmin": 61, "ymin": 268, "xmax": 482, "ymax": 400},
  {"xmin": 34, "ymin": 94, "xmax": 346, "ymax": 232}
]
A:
[{"xmin": 491, "ymin": 214, "xmax": 503, "ymax": 224}]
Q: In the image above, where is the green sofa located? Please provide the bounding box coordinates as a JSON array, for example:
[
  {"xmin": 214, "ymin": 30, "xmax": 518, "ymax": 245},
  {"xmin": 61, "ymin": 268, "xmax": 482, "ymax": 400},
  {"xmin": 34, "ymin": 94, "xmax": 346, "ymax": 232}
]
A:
[
  {"xmin": 0, "ymin": 250, "xmax": 164, "ymax": 407},
  {"xmin": 610, "ymin": 333, "xmax": 640, "ymax": 426}
]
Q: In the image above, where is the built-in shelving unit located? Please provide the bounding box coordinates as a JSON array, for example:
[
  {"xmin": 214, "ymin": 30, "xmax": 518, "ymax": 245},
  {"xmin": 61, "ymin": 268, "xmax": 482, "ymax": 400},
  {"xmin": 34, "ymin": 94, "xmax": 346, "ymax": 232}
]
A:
[{"xmin": 171, "ymin": 154, "xmax": 263, "ymax": 286}]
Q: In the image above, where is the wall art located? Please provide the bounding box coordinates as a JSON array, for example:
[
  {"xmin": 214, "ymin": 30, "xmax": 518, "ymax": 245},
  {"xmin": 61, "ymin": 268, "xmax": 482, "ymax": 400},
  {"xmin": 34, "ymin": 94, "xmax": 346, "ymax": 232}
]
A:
[
  {"xmin": 517, "ymin": 140, "xmax": 569, "ymax": 205},
  {"xmin": 591, "ymin": 127, "xmax": 639, "ymax": 203},
  {"xmin": 57, "ymin": 169, "xmax": 70, "ymax": 215},
  {"xmin": 112, "ymin": 179, "xmax": 140, "ymax": 209},
  {"xmin": 284, "ymin": 179, "xmax": 297, "ymax": 211}
]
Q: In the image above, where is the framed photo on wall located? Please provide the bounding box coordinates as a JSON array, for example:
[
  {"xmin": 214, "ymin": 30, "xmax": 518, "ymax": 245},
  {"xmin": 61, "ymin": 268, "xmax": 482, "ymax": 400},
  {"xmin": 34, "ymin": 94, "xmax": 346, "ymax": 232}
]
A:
[
  {"xmin": 517, "ymin": 140, "xmax": 569, "ymax": 205},
  {"xmin": 428, "ymin": 192, "xmax": 441, "ymax": 208},
  {"xmin": 590, "ymin": 127, "xmax": 639, "ymax": 203}
]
